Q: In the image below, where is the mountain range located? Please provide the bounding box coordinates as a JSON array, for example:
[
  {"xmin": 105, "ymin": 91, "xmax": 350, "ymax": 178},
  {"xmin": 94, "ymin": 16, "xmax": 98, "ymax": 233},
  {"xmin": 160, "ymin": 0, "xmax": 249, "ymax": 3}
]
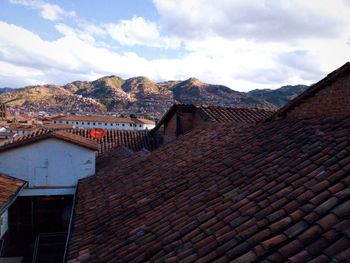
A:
[{"xmin": 0, "ymin": 76, "xmax": 308, "ymax": 118}]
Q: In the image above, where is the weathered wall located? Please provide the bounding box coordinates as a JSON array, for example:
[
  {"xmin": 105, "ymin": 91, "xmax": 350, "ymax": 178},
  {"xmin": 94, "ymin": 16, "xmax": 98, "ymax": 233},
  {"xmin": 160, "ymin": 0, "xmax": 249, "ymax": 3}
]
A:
[
  {"xmin": 0, "ymin": 138, "xmax": 96, "ymax": 187},
  {"xmin": 286, "ymin": 75, "xmax": 350, "ymax": 119},
  {"xmin": 164, "ymin": 111, "xmax": 204, "ymax": 138}
]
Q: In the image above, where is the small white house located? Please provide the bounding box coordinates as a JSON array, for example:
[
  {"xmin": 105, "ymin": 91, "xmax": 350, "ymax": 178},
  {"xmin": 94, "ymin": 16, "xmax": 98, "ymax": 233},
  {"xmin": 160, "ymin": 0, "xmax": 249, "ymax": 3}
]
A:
[
  {"xmin": 0, "ymin": 130, "xmax": 98, "ymax": 196},
  {"xmin": 52, "ymin": 115, "xmax": 155, "ymax": 131}
]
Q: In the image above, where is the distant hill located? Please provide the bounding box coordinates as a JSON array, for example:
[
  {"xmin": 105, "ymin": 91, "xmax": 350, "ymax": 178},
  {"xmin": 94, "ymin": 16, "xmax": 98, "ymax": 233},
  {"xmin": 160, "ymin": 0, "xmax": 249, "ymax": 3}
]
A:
[
  {"xmin": 0, "ymin": 88, "xmax": 16, "ymax": 95},
  {"xmin": 0, "ymin": 77, "xmax": 308, "ymax": 118},
  {"xmin": 248, "ymin": 85, "xmax": 308, "ymax": 108}
]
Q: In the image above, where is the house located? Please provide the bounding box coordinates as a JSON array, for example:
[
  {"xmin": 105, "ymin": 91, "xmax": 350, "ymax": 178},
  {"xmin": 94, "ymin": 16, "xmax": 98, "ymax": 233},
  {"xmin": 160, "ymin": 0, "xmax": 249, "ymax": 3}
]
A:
[
  {"xmin": 66, "ymin": 63, "xmax": 350, "ymax": 262},
  {"xmin": 0, "ymin": 130, "xmax": 98, "ymax": 191},
  {"xmin": 151, "ymin": 104, "xmax": 275, "ymax": 141},
  {"xmin": 52, "ymin": 115, "xmax": 155, "ymax": 130},
  {"xmin": 0, "ymin": 130, "xmax": 99, "ymax": 260}
]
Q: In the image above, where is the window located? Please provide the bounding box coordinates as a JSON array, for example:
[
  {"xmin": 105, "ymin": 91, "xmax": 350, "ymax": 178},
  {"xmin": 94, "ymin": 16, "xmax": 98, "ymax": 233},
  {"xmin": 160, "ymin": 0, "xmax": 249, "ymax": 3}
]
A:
[
  {"xmin": 139, "ymin": 124, "xmax": 142, "ymax": 127},
  {"xmin": 54, "ymin": 121, "xmax": 57, "ymax": 124},
  {"xmin": 98, "ymin": 123, "xmax": 102, "ymax": 125},
  {"xmin": 82, "ymin": 122, "xmax": 84, "ymax": 124},
  {"xmin": 105, "ymin": 123, "xmax": 107, "ymax": 126},
  {"xmin": 76, "ymin": 122, "xmax": 78, "ymax": 124},
  {"xmin": 93, "ymin": 123, "xmax": 96, "ymax": 125},
  {"xmin": 59, "ymin": 121, "xmax": 63, "ymax": 124},
  {"xmin": 129, "ymin": 124, "xmax": 132, "ymax": 127},
  {"xmin": 110, "ymin": 123, "xmax": 113, "ymax": 126},
  {"xmin": 122, "ymin": 124, "xmax": 125, "ymax": 127},
  {"xmin": 87, "ymin": 122, "xmax": 90, "ymax": 125}
]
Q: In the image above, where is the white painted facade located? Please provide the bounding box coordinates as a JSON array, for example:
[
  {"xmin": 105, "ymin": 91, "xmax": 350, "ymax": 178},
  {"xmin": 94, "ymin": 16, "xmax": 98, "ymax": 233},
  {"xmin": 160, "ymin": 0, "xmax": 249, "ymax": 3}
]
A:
[
  {"xmin": 53, "ymin": 119, "xmax": 155, "ymax": 131},
  {"xmin": 5, "ymin": 128, "xmax": 34, "ymax": 136},
  {"xmin": 0, "ymin": 138, "xmax": 96, "ymax": 189}
]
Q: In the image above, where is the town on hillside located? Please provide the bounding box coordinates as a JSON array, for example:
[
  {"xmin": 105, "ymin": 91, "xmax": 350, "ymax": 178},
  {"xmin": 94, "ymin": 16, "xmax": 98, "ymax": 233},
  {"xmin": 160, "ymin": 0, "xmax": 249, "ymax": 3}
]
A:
[{"xmin": 0, "ymin": 63, "xmax": 349, "ymax": 262}]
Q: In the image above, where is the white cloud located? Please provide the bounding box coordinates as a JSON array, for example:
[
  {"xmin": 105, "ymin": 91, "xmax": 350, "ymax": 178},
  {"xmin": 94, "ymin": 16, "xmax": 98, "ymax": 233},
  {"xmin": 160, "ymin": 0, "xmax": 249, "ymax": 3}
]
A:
[
  {"xmin": 106, "ymin": 16, "xmax": 180, "ymax": 49},
  {"xmin": 153, "ymin": 0, "xmax": 347, "ymax": 42},
  {"xmin": 9, "ymin": 0, "xmax": 75, "ymax": 21},
  {"xmin": 1, "ymin": 0, "xmax": 350, "ymax": 92}
]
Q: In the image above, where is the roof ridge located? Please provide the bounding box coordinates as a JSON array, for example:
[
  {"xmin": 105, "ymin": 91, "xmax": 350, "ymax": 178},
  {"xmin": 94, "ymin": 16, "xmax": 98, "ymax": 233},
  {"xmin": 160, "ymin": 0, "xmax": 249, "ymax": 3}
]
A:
[{"xmin": 0, "ymin": 128, "xmax": 99, "ymax": 152}]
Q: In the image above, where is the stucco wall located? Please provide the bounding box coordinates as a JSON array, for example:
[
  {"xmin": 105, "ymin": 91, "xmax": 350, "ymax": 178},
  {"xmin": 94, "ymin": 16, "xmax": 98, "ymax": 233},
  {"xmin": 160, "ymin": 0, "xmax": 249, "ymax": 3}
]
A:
[
  {"xmin": 0, "ymin": 138, "xmax": 96, "ymax": 187},
  {"xmin": 53, "ymin": 120, "xmax": 155, "ymax": 130}
]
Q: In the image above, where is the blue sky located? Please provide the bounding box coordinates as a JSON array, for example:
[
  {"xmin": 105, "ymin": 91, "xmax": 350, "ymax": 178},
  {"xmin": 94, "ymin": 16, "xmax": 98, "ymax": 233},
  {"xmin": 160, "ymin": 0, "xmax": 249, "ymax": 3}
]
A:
[{"xmin": 0, "ymin": 0, "xmax": 350, "ymax": 91}]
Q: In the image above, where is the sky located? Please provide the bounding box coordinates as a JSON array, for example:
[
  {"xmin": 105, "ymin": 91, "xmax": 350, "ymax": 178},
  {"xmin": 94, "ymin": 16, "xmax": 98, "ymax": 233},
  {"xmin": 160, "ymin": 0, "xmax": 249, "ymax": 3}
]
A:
[{"xmin": 0, "ymin": 0, "xmax": 349, "ymax": 91}]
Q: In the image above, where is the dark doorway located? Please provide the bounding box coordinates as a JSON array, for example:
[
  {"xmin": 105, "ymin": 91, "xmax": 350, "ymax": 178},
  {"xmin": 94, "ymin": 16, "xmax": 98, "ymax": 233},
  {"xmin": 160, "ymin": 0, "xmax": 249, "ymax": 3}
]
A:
[{"xmin": 2, "ymin": 195, "xmax": 73, "ymax": 262}]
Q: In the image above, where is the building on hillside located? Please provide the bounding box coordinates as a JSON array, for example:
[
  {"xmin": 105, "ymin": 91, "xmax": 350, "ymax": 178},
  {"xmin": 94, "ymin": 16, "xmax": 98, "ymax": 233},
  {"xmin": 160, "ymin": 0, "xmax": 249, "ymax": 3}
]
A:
[
  {"xmin": 151, "ymin": 104, "xmax": 275, "ymax": 142},
  {"xmin": 0, "ymin": 104, "xmax": 6, "ymax": 120},
  {"xmin": 0, "ymin": 130, "xmax": 98, "ymax": 261},
  {"xmin": 52, "ymin": 115, "xmax": 155, "ymax": 130},
  {"xmin": 66, "ymin": 63, "xmax": 350, "ymax": 262}
]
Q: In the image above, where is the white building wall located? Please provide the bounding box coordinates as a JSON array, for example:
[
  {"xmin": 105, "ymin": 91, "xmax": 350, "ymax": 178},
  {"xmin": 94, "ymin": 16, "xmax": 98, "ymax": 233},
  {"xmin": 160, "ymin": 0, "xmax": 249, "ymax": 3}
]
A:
[
  {"xmin": 0, "ymin": 138, "xmax": 96, "ymax": 188},
  {"xmin": 53, "ymin": 120, "xmax": 155, "ymax": 130}
]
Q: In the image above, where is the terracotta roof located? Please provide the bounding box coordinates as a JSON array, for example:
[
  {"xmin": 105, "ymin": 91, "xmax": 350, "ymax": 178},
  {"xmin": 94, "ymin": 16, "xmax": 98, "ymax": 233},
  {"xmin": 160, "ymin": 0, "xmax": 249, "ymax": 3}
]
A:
[
  {"xmin": 68, "ymin": 63, "xmax": 350, "ymax": 262},
  {"xmin": 42, "ymin": 123, "xmax": 75, "ymax": 129},
  {"xmin": 96, "ymin": 147, "xmax": 149, "ymax": 170},
  {"xmin": 0, "ymin": 130, "xmax": 99, "ymax": 152},
  {"xmin": 151, "ymin": 104, "xmax": 274, "ymax": 133},
  {"xmin": 0, "ymin": 132, "xmax": 15, "ymax": 136},
  {"xmin": 66, "ymin": 129, "xmax": 160, "ymax": 155},
  {"xmin": 132, "ymin": 118, "xmax": 156, "ymax": 125},
  {"xmin": 7, "ymin": 124, "xmax": 37, "ymax": 131},
  {"xmin": 67, "ymin": 116, "xmax": 350, "ymax": 262},
  {"xmin": 197, "ymin": 105, "xmax": 275, "ymax": 123},
  {"xmin": 53, "ymin": 115, "xmax": 155, "ymax": 125},
  {"xmin": 0, "ymin": 128, "xmax": 160, "ymax": 156},
  {"xmin": 67, "ymin": 65, "xmax": 350, "ymax": 262},
  {"xmin": 0, "ymin": 173, "xmax": 26, "ymax": 214},
  {"xmin": 270, "ymin": 62, "xmax": 350, "ymax": 120}
]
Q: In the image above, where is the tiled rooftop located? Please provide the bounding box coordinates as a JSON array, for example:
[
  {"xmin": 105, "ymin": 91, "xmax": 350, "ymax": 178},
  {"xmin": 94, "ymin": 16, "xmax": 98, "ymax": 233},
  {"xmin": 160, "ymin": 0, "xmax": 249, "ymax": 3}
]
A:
[
  {"xmin": 66, "ymin": 129, "xmax": 160, "ymax": 155},
  {"xmin": 67, "ymin": 63, "xmax": 350, "ymax": 262},
  {"xmin": 67, "ymin": 117, "xmax": 350, "ymax": 262},
  {"xmin": 0, "ymin": 173, "xmax": 26, "ymax": 213},
  {"xmin": 196, "ymin": 105, "xmax": 274, "ymax": 123},
  {"xmin": 152, "ymin": 104, "xmax": 275, "ymax": 134},
  {"xmin": 0, "ymin": 128, "xmax": 158, "ymax": 156},
  {"xmin": 0, "ymin": 129, "xmax": 99, "ymax": 152}
]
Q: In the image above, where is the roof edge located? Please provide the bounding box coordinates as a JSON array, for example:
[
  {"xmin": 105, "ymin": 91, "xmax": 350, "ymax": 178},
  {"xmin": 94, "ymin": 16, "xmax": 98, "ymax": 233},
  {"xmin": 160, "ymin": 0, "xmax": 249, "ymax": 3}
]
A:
[
  {"xmin": 0, "ymin": 131, "xmax": 99, "ymax": 153},
  {"xmin": 0, "ymin": 173, "xmax": 27, "ymax": 215},
  {"xmin": 268, "ymin": 62, "xmax": 350, "ymax": 121}
]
